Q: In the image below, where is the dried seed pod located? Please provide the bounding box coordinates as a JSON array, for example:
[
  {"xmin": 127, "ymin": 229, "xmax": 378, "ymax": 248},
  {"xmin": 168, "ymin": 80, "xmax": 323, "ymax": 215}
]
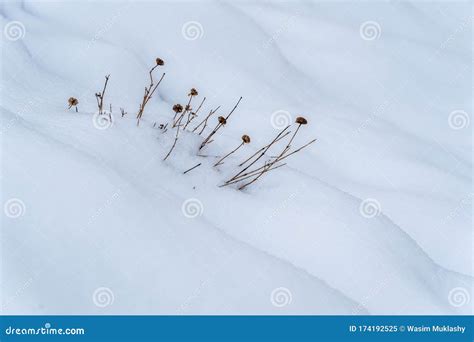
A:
[
  {"xmin": 218, "ymin": 116, "xmax": 227, "ymax": 125},
  {"xmin": 173, "ymin": 104, "xmax": 183, "ymax": 113},
  {"xmin": 189, "ymin": 88, "xmax": 198, "ymax": 96},
  {"xmin": 295, "ymin": 116, "xmax": 308, "ymax": 125},
  {"xmin": 185, "ymin": 104, "xmax": 192, "ymax": 111},
  {"xmin": 242, "ymin": 135, "xmax": 251, "ymax": 144},
  {"xmin": 68, "ymin": 97, "xmax": 78, "ymax": 106},
  {"xmin": 156, "ymin": 58, "xmax": 164, "ymax": 66}
]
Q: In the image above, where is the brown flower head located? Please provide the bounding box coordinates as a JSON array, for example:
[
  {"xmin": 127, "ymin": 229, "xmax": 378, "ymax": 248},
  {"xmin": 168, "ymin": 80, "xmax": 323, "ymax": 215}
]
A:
[
  {"xmin": 242, "ymin": 135, "xmax": 251, "ymax": 144},
  {"xmin": 173, "ymin": 104, "xmax": 183, "ymax": 113},
  {"xmin": 189, "ymin": 88, "xmax": 198, "ymax": 96},
  {"xmin": 295, "ymin": 116, "xmax": 308, "ymax": 125},
  {"xmin": 185, "ymin": 104, "xmax": 192, "ymax": 111},
  {"xmin": 68, "ymin": 97, "xmax": 78, "ymax": 106},
  {"xmin": 218, "ymin": 116, "xmax": 227, "ymax": 125},
  {"xmin": 156, "ymin": 58, "xmax": 164, "ymax": 66}
]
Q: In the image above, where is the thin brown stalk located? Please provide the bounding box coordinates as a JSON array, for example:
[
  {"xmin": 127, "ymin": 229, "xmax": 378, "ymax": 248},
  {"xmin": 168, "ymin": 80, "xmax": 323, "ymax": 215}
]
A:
[
  {"xmin": 193, "ymin": 106, "xmax": 220, "ymax": 135},
  {"xmin": 214, "ymin": 142, "xmax": 244, "ymax": 167},
  {"xmin": 95, "ymin": 74, "xmax": 110, "ymax": 114},
  {"xmin": 219, "ymin": 163, "xmax": 286, "ymax": 187},
  {"xmin": 163, "ymin": 114, "xmax": 184, "ymax": 161},
  {"xmin": 174, "ymin": 95, "xmax": 193, "ymax": 127},
  {"xmin": 227, "ymin": 125, "xmax": 290, "ymax": 182},
  {"xmin": 229, "ymin": 139, "xmax": 316, "ymax": 183},
  {"xmin": 199, "ymin": 97, "xmax": 242, "ymax": 150},
  {"xmin": 183, "ymin": 97, "xmax": 206, "ymax": 130},
  {"xmin": 183, "ymin": 163, "xmax": 202, "ymax": 174},
  {"xmin": 136, "ymin": 65, "xmax": 166, "ymax": 125},
  {"xmin": 238, "ymin": 131, "xmax": 291, "ymax": 167}
]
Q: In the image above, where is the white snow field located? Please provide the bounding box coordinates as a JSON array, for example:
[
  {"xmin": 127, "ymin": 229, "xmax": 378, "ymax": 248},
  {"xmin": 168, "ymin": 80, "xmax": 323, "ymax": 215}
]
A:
[{"xmin": 1, "ymin": 0, "xmax": 472, "ymax": 315}]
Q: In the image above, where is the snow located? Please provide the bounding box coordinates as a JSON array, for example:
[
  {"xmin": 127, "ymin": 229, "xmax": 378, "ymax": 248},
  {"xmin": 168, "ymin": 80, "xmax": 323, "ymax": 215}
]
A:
[{"xmin": 1, "ymin": 0, "xmax": 472, "ymax": 314}]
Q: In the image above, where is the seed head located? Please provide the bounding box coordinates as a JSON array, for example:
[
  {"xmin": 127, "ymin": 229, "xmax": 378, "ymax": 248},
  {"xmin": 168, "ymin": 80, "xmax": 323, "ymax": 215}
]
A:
[
  {"xmin": 185, "ymin": 104, "xmax": 192, "ymax": 111},
  {"xmin": 156, "ymin": 58, "xmax": 164, "ymax": 66},
  {"xmin": 218, "ymin": 116, "xmax": 227, "ymax": 125},
  {"xmin": 68, "ymin": 97, "xmax": 78, "ymax": 106},
  {"xmin": 295, "ymin": 116, "xmax": 308, "ymax": 125},
  {"xmin": 242, "ymin": 135, "xmax": 251, "ymax": 144},
  {"xmin": 173, "ymin": 104, "xmax": 183, "ymax": 113},
  {"xmin": 189, "ymin": 88, "xmax": 198, "ymax": 96}
]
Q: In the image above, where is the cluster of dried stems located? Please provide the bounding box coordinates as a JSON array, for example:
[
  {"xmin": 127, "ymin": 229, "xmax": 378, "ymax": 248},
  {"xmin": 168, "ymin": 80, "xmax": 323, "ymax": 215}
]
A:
[
  {"xmin": 136, "ymin": 58, "xmax": 166, "ymax": 126},
  {"xmin": 221, "ymin": 117, "xmax": 316, "ymax": 190},
  {"xmin": 95, "ymin": 74, "xmax": 110, "ymax": 115},
  {"xmin": 68, "ymin": 57, "xmax": 315, "ymax": 190}
]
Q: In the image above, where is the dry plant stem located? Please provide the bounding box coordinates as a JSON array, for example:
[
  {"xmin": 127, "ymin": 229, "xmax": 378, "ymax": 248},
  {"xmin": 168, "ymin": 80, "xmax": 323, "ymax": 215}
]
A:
[
  {"xmin": 193, "ymin": 106, "xmax": 220, "ymax": 135},
  {"xmin": 163, "ymin": 115, "xmax": 184, "ymax": 161},
  {"xmin": 95, "ymin": 74, "xmax": 110, "ymax": 114},
  {"xmin": 238, "ymin": 165, "xmax": 270, "ymax": 190},
  {"xmin": 238, "ymin": 131, "xmax": 291, "ymax": 167},
  {"xmin": 219, "ymin": 163, "xmax": 286, "ymax": 187},
  {"xmin": 183, "ymin": 97, "xmax": 206, "ymax": 130},
  {"xmin": 183, "ymin": 163, "xmax": 202, "ymax": 174},
  {"xmin": 174, "ymin": 96, "xmax": 193, "ymax": 127},
  {"xmin": 214, "ymin": 142, "xmax": 244, "ymax": 167},
  {"xmin": 228, "ymin": 125, "xmax": 290, "ymax": 182},
  {"xmin": 199, "ymin": 121, "xmax": 222, "ymax": 150},
  {"xmin": 136, "ymin": 68, "xmax": 166, "ymax": 125},
  {"xmin": 199, "ymin": 97, "xmax": 243, "ymax": 150},
  {"xmin": 230, "ymin": 139, "xmax": 316, "ymax": 183}
]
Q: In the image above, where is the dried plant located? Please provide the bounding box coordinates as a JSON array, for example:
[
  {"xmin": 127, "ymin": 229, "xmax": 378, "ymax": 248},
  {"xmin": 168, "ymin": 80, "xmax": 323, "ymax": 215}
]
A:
[
  {"xmin": 199, "ymin": 97, "xmax": 242, "ymax": 150},
  {"xmin": 136, "ymin": 58, "xmax": 166, "ymax": 126},
  {"xmin": 183, "ymin": 97, "xmax": 206, "ymax": 130},
  {"xmin": 67, "ymin": 97, "xmax": 79, "ymax": 112},
  {"xmin": 192, "ymin": 105, "xmax": 220, "ymax": 135},
  {"xmin": 173, "ymin": 88, "xmax": 198, "ymax": 128},
  {"xmin": 95, "ymin": 74, "xmax": 110, "ymax": 115},
  {"xmin": 120, "ymin": 108, "xmax": 127, "ymax": 117},
  {"xmin": 214, "ymin": 134, "xmax": 250, "ymax": 167},
  {"xmin": 227, "ymin": 125, "xmax": 291, "ymax": 182},
  {"xmin": 183, "ymin": 163, "xmax": 202, "ymax": 174},
  {"xmin": 224, "ymin": 117, "xmax": 314, "ymax": 190},
  {"xmin": 163, "ymin": 112, "xmax": 184, "ymax": 161}
]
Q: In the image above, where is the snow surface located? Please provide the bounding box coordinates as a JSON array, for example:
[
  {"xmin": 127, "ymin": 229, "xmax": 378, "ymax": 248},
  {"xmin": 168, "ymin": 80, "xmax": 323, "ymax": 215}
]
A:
[{"xmin": 1, "ymin": 0, "xmax": 472, "ymax": 314}]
